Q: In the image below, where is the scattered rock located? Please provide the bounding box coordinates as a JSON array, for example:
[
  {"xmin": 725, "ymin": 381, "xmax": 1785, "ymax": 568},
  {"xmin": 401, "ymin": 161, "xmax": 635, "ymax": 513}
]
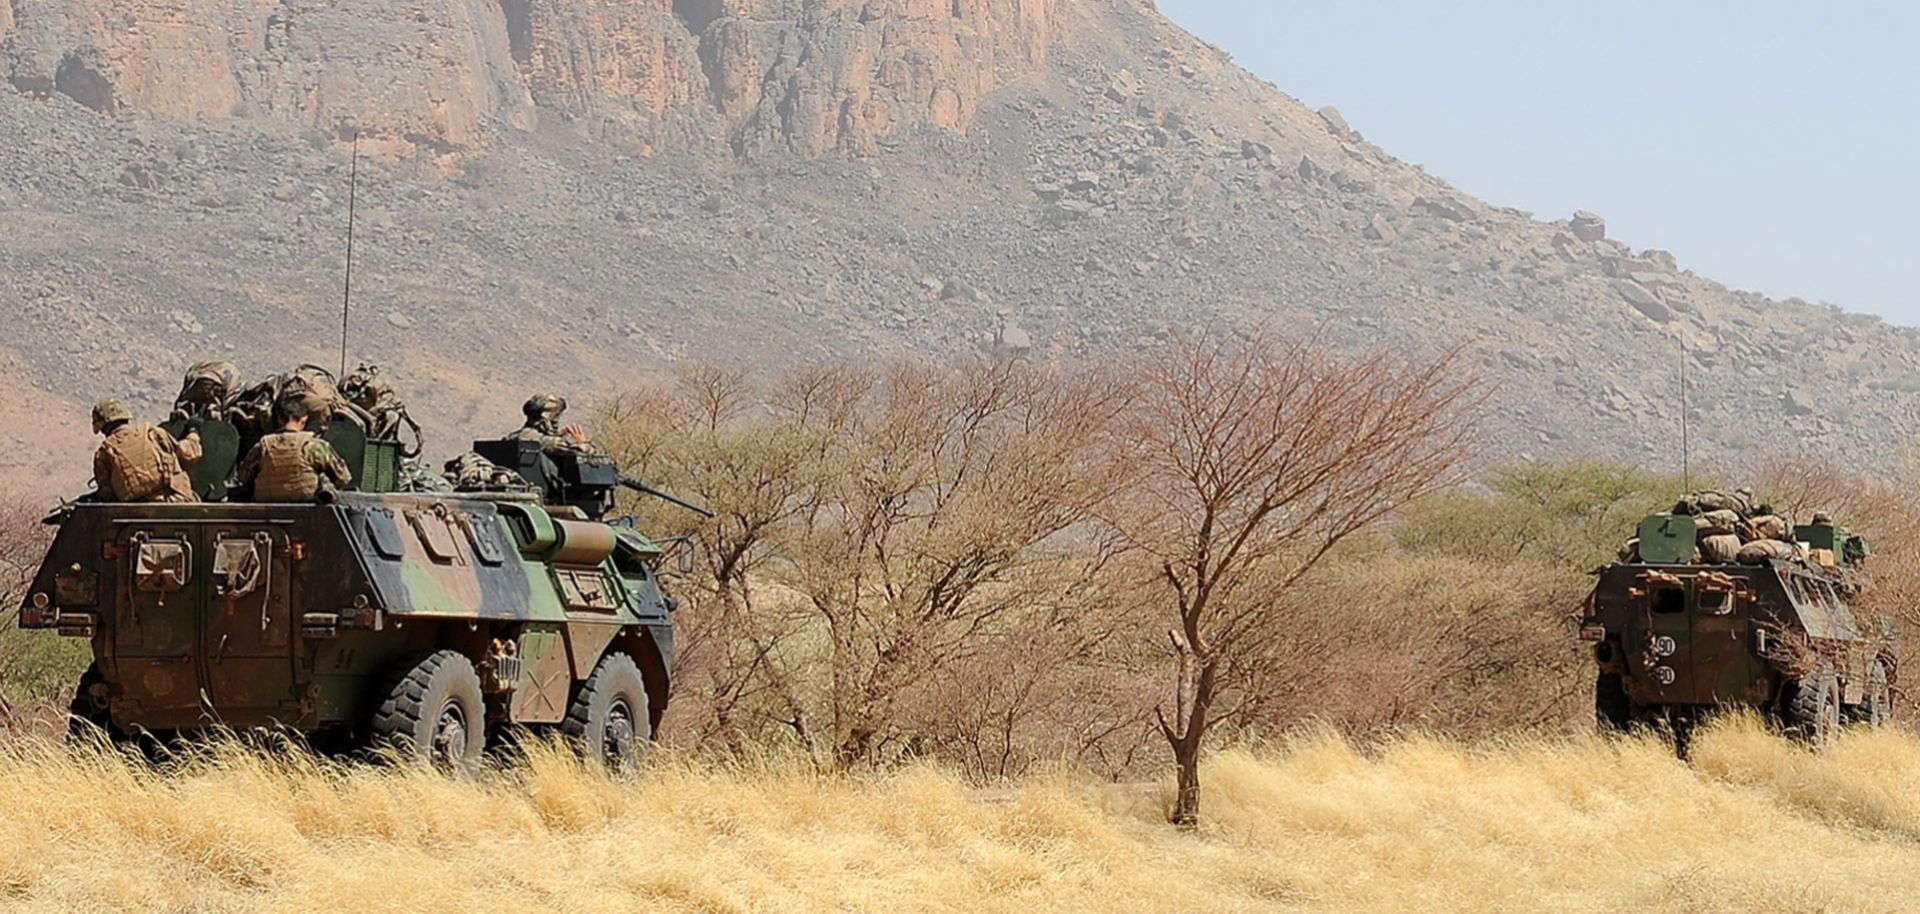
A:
[
  {"xmin": 941, "ymin": 279, "xmax": 990, "ymax": 305},
  {"xmin": 1296, "ymin": 155, "xmax": 1324, "ymax": 182},
  {"xmin": 1413, "ymin": 195, "xmax": 1475, "ymax": 223},
  {"xmin": 1001, "ymin": 323, "xmax": 1033, "ymax": 356},
  {"xmin": 1616, "ymin": 280, "xmax": 1671, "ymax": 322},
  {"xmin": 118, "ymin": 163, "xmax": 163, "ymax": 190},
  {"xmin": 1783, "ymin": 389, "xmax": 1816, "ymax": 417},
  {"xmin": 1330, "ymin": 170, "xmax": 1373, "ymax": 194},
  {"xmin": 1570, "ymin": 211, "xmax": 1607, "ymax": 242},
  {"xmin": 386, "ymin": 312, "xmax": 415, "ymax": 329},
  {"xmin": 1317, "ymin": 106, "xmax": 1350, "ymax": 139},
  {"xmin": 1363, "ymin": 213, "xmax": 1397, "ymax": 244}
]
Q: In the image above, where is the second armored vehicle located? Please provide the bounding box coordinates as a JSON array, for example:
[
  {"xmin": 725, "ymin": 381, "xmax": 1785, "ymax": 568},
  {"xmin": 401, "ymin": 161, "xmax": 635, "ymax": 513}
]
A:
[{"xmin": 1580, "ymin": 503, "xmax": 1894, "ymax": 746}]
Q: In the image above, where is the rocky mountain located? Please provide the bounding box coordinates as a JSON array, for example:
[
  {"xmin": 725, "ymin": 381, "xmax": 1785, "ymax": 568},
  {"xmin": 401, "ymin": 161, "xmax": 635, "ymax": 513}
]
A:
[{"xmin": 1, "ymin": 0, "xmax": 1915, "ymax": 491}]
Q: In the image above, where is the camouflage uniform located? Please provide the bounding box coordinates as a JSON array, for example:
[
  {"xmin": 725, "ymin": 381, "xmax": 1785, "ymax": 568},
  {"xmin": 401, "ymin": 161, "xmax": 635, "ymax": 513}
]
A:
[
  {"xmin": 238, "ymin": 431, "xmax": 352, "ymax": 503},
  {"xmin": 91, "ymin": 400, "xmax": 202, "ymax": 503},
  {"xmin": 444, "ymin": 452, "xmax": 530, "ymax": 491},
  {"xmin": 509, "ymin": 394, "xmax": 602, "ymax": 457}
]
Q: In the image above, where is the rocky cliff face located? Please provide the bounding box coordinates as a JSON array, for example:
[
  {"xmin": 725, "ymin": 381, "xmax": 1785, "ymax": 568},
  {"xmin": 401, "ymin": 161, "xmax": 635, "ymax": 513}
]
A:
[
  {"xmin": 0, "ymin": 0, "xmax": 1064, "ymax": 159},
  {"xmin": 0, "ymin": 0, "xmax": 1915, "ymax": 491}
]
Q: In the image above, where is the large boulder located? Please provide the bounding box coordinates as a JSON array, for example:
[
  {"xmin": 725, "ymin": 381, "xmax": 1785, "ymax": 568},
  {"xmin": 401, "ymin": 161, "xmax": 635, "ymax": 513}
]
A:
[
  {"xmin": 1570, "ymin": 210, "xmax": 1607, "ymax": 242},
  {"xmin": 1413, "ymin": 195, "xmax": 1475, "ymax": 223},
  {"xmin": 1364, "ymin": 212, "xmax": 1397, "ymax": 244},
  {"xmin": 1616, "ymin": 280, "xmax": 1671, "ymax": 322},
  {"xmin": 1318, "ymin": 105, "xmax": 1350, "ymax": 139}
]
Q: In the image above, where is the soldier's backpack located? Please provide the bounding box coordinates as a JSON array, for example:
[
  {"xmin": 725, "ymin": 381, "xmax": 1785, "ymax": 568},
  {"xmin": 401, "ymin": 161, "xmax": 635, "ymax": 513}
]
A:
[
  {"xmin": 340, "ymin": 364, "xmax": 423, "ymax": 457},
  {"xmin": 1737, "ymin": 540, "xmax": 1800, "ymax": 565},
  {"xmin": 1695, "ymin": 509, "xmax": 1741, "ymax": 538},
  {"xmin": 1700, "ymin": 534, "xmax": 1742, "ymax": 565},
  {"xmin": 172, "ymin": 360, "xmax": 244, "ymax": 420},
  {"xmin": 280, "ymin": 365, "xmax": 342, "ymax": 419},
  {"xmin": 1743, "ymin": 514, "xmax": 1792, "ymax": 543}
]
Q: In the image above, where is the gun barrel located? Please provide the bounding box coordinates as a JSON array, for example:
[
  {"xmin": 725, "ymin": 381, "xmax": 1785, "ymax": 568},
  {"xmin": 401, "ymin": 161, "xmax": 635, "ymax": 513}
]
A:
[{"xmin": 619, "ymin": 477, "xmax": 716, "ymax": 519}]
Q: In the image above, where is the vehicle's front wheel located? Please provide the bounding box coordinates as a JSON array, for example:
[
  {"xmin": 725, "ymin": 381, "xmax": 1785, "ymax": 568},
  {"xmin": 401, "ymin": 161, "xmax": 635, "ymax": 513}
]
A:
[
  {"xmin": 1785, "ymin": 664, "xmax": 1841, "ymax": 746},
  {"xmin": 1848, "ymin": 658, "xmax": 1892, "ymax": 727},
  {"xmin": 562, "ymin": 652, "xmax": 651, "ymax": 771},
  {"xmin": 371, "ymin": 651, "xmax": 488, "ymax": 771}
]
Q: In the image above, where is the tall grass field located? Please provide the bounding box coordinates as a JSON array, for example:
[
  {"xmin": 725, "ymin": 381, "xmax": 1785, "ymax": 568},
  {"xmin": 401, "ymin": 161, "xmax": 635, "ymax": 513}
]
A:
[{"xmin": 3, "ymin": 717, "xmax": 1917, "ymax": 913}]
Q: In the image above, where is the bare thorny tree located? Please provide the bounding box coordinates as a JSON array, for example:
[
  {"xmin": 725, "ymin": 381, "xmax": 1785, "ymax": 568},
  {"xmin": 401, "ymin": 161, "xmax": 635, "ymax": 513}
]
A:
[
  {"xmin": 778, "ymin": 360, "xmax": 1132, "ymax": 766},
  {"xmin": 1112, "ymin": 334, "xmax": 1481, "ymax": 826},
  {"xmin": 595, "ymin": 339, "xmax": 1482, "ymax": 806},
  {"xmin": 0, "ymin": 496, "xmax": 54, "ymax": 727},
  {"xmin": 601, "ymin": 359, "xmax": 1141, "ymax": 771}
]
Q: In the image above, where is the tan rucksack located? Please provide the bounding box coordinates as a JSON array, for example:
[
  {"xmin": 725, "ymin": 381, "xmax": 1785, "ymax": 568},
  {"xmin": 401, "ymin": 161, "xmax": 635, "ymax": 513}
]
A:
[{"xmin": 173, "ymin": 360, "xmax": 244, "ymax": 420}]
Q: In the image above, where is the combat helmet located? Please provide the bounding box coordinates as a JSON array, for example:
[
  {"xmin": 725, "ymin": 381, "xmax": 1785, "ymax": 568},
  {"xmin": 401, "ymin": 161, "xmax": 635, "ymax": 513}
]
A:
[
  {"xmin": 524, "ymin": 394, "xmax": 568, "ymax": 424},
  {"xmin": 91, "ymin": 399, "xmax": 133, "ymax": 434}
]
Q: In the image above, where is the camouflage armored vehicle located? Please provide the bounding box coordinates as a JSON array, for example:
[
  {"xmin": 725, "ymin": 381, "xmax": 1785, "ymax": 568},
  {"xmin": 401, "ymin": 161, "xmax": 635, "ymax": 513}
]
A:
[
  {"xmin": 1579, "ymin": 498, "xmax": 1894, "ymax": 746},
  {"xmin": 20, "ymin": 405, "xmax": 698, "ymax": 769}
]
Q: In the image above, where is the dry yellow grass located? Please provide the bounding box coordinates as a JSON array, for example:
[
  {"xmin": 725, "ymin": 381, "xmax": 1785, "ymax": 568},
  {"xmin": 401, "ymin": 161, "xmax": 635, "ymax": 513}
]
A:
[{"xmin": 4, "ymin": 718, "xmax": 1919, "ymax": 913}]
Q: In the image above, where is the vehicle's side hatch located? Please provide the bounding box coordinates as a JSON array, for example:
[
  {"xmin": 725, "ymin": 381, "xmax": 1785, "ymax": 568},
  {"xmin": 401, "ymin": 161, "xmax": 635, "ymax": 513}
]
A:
[
  {"xmin": 1640, "ymin": 572, "xmax": 1692, "ymax": 703},
  {"xmin": 1686, "ymin": 571, "xmax": 1754, "ymax": 703}
]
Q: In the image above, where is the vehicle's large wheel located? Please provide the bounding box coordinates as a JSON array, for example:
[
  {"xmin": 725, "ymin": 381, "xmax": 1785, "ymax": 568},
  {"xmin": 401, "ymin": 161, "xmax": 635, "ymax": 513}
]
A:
[
  {"xmin": 66, "ymin": 663, "xmax": 119, "ymax": 745},
  {"xmin": 1849, "ymin": 658, "xmax": 1892, "ymax": 727},
  {"xmin": 371, "ymin": 651, "xmax": 487, "ymax": 771},
  {"xmin": 562, "ymin": 652, "xmax": 651, "ymax": 771},
  {"xmin": 1785, "ymin": 664, "xmax": 1841, "ymax": 746},
  {"xmin": 1594, "ymin": 674, "xmax": 1632, "ymax": 732}
]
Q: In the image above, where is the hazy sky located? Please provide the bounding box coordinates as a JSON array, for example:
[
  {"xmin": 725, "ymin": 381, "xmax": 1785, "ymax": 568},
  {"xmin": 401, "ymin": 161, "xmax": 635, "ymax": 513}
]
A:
[{"xmin": 1157, "ymin": 1, "xmax": 1920, "ymax": 324}]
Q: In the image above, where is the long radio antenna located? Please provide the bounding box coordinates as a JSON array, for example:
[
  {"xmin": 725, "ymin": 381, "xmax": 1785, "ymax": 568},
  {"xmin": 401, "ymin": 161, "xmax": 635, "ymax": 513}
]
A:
[
  {"xmin": 1680, "ymin": 332, "xmax": 1691, "ymax": 491},
  {"xmin": 338, "ymin": 132, "xmax": 362, "ymax": 379}
]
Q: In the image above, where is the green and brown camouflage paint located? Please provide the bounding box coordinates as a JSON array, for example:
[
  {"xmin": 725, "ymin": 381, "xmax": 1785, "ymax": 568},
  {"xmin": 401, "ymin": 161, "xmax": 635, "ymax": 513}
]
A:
[
  {"xmin": 1582, "ymin": 555, "xmax": 1888, "ymax": 725},
  {"xmin": 19, "ymin": 491, "xmax": 674, "ymax": 739}
]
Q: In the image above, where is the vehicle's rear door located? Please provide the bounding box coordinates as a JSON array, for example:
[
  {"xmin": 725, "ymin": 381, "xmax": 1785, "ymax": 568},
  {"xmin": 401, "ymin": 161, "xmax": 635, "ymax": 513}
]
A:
[
  {"xmin": 199, "ymin": 524, "xmax": 299, "ymax": 718},
  {"xmin": 114, "ymin": 523, "xmax": 206, "ymax": 718}
]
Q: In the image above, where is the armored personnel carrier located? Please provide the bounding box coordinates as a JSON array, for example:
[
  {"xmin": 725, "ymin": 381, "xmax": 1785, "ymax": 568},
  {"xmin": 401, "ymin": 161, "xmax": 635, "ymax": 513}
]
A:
[
  {"xmin": 1579, "ymin": 498, "xmax": 1894, "ymax": 746},
  {"xmin": 19, "ymin": 401, "xmax": 699, "ymax": 769}
]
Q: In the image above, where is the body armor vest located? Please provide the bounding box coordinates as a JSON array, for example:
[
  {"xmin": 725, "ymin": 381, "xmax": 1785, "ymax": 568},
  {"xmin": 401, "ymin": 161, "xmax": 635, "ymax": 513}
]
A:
[
  {"xmin": 253, "ymin": 432, "xmax": 324, "ymax": 502},
  {"xmin": 99, "ymin": 424, "xmax": 189, "ymax": 502}
]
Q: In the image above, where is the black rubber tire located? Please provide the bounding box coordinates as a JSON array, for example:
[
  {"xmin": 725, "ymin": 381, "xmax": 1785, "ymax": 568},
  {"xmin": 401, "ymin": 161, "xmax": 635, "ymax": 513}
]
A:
[
  {"xmin": 1667, "ymin": 710, "xmax": 1699, "ymax": 761},
  {"xmin": 1594, "ymin": 674, "xmax": 1633, "ymax": 732},
  {"xmin": 562, "ymin": 652, "xmax": 651, "ymax": 771},
  {"xmin": 371, "ymin": 651, "xmax": 487, "ymax": 770},
  {"xmin": 1850, "ymin": 658, "xmax": 1892, "ymax": 727},
  {"xmin": 1786, "ymin": 665, "xmax": 1841, "ymax": 746},
  {"xmin": 66, "ymin": 663, "xmax": 119, "ymax": 745}
]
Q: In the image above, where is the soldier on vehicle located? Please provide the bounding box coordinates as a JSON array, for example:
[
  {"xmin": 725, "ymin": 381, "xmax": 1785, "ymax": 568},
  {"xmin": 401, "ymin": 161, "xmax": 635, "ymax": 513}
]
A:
[
  {"xmin": 236, "ymin": 397, "xmax": 352, "ymax": 503},
  {"xmin": 91, "ymin": 399, "xmax": 203, "ymax": 503},
  {"xmin": 509, "ymin": 394, "xmax": 601, "ymax": 456}
]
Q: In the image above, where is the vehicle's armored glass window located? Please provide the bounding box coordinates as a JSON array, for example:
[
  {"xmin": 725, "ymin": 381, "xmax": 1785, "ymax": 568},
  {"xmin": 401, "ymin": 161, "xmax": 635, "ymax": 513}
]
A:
[
  {"xmin": 1652, "ymin": 587, "xmax": 1685, "ymax": 615},
  {"xmin": 1698, "ymin": 588, "xmax": 1730, "ymax": 614}
]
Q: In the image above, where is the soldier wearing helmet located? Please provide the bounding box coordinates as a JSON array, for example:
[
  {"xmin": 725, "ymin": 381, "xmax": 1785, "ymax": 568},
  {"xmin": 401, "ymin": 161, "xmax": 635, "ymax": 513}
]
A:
[
  {"xmin": 91, "ymin": 399, "xmax": 203, "ymax": 503},
  {"xmin": 508, "ymin": 394, "xmax": 601, "ymax": 457},
  {"xmin": 236, "ymin": 395, "xmax": 353, "ymax": 503}
]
